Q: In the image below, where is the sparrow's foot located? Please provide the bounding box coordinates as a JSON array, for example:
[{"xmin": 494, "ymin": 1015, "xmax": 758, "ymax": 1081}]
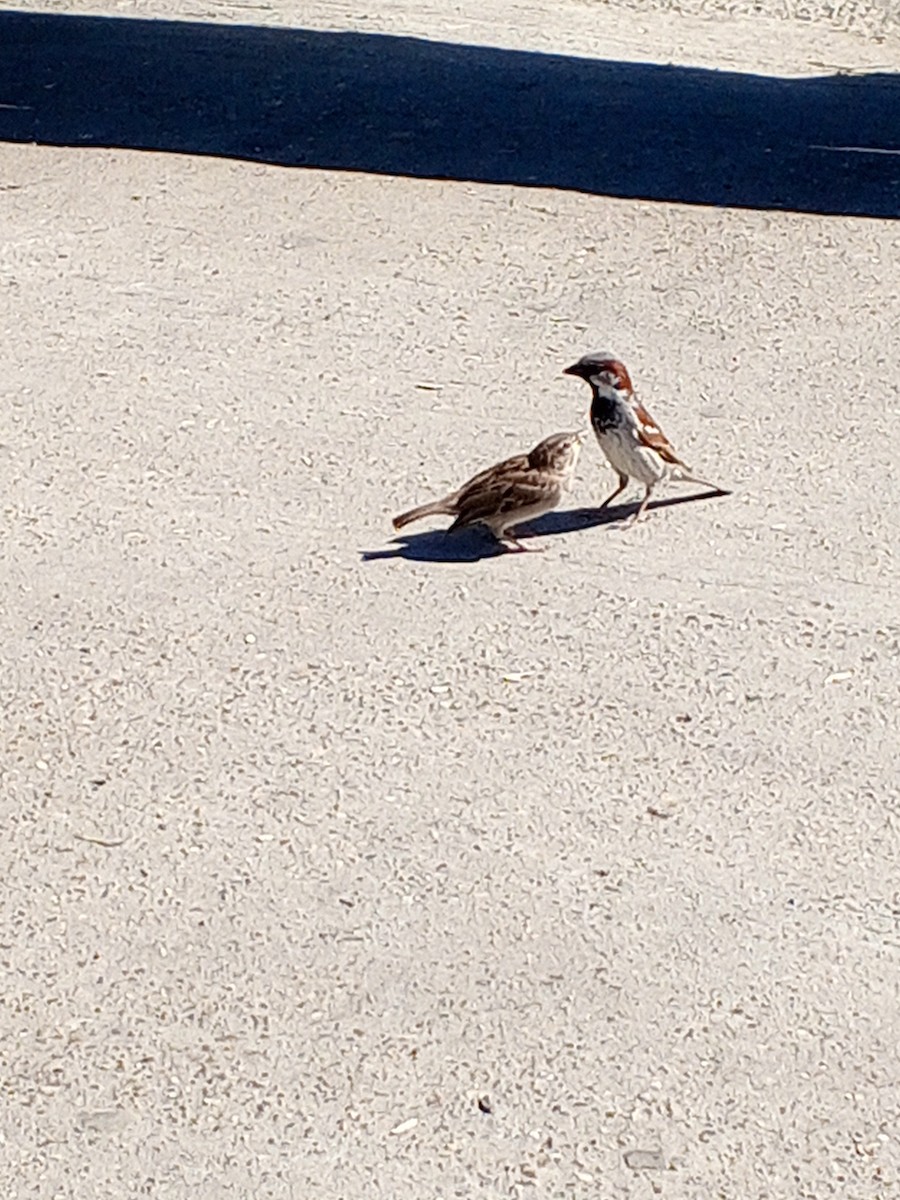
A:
[
  {"xmin": 502, "ymin": 535, "xmax": 544, "ymax": 553},
  {"xmin": 629, "ymin": 490, "xmax": 655, "ymax": 525}
]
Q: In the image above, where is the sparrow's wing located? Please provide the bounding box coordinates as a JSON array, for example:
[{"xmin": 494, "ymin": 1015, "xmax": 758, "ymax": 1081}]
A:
[
  {"xmin": 630, "ymin": 399, "xmax": 690, "ymax": 469},
  {"xmin": 451, "ymin": 469, "xmax": 558, "ymax": 530}
]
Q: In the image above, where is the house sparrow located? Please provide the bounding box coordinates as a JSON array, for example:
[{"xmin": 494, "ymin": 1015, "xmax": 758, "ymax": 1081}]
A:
[
  {"xmin": 392, "ymin": 430, "xmax": 584, "ymax": 552},
  {"xmin": 563, "ymin": 352, "xmax": 728, "ymax": 522}
]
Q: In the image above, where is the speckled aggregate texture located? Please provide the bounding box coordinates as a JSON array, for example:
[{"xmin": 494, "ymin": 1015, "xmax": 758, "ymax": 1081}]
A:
[{"xmin": 2, "ymin": 1, "xmax": 900, "ymax": 1198}]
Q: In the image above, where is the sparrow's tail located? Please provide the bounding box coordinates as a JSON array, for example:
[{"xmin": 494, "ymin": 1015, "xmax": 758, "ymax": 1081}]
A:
[
  {"xmin": 392, "ymin": 496, "xmax": 456, "ymax": 530},
  {"xmin": 681, "ymin": 473, "xmax": 731, "ymax": 495}
]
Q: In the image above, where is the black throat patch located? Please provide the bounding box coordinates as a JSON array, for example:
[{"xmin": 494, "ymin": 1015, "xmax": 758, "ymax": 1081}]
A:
[{"xmin": 590, "ymin": 389, "xmax": 623, "ymax": 433}]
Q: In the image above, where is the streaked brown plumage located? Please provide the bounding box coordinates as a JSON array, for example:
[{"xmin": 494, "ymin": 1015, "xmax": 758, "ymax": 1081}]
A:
[{"xmin": 392, "ymin": 431, "xmax": 584, "ymax": 551}]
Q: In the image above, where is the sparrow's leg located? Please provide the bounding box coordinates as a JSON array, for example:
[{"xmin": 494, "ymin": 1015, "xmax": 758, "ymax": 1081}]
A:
[
  {"xmin": 599, "ymin": 473, "xmax": 629, "ymax": 509},
  {"xmin": 632, "ymin": 485, "xmax": 655, "ymax": 524}
]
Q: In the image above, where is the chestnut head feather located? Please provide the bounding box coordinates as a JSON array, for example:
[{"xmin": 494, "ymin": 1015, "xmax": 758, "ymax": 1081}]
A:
[
  {"xmin": 563, "ymin": 352, "xmax": 633, "ymax": 394},
  {"xmin": 527, "ymin": 430, "xmax": 584, "ymax": 473}
]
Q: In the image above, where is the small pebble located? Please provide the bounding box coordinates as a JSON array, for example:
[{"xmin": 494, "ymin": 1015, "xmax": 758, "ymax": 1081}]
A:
[
  {"xmin": 390, "ymin": 1117, "xmax": 418, "ymax": 1136},
  {"xmin": 624, "ymin": 1149, "xmax": 666, "ymax": 1171}
]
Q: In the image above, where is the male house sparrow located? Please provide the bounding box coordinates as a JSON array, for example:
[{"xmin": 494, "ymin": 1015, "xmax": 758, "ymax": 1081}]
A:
[
  {"xmin": 563, "ymin": 352, "xmax": 728, "ymax": 522},
  {"xmin": 392, "ymin": 430, "xmax": 584, "ymax": 552}
]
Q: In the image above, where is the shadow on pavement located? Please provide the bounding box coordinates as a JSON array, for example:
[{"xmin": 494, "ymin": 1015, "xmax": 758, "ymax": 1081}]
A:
[
  {"xmin": 361, "ymin": 489, "xmax": 730, "ymax": 563},
  {"xmin": 1, "ymin": 9, "xmax": 898, "ymax": 217}
]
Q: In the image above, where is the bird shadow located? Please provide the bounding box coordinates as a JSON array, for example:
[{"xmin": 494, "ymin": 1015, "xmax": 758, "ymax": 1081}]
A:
[{"xmin": 361, "ymin": 488, "xmax": 729, "ymax": 563}]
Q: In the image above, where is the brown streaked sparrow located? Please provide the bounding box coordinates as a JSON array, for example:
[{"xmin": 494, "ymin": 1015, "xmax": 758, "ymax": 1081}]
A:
[
  {"xmin": 392, "ymin": 431, "xmax": 584, "ymax": 552},
  {"xmin": 563, "ymin": 352, "xmax": 729, "ymax": 522}
]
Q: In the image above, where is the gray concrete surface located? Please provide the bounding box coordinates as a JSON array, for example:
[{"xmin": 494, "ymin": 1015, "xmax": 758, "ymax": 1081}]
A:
[
  {"xmin": 2, "ymin": 2, "xmax": 899, "ymax": 1197},
  {"xmin": 587, "ymin": 0, "xmax": 898, "ymax": 38}
]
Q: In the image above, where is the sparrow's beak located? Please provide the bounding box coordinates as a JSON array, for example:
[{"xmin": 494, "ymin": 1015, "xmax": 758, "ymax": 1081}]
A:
[{"xmin": 562, "ymin": 362, "xmax": 581, "ymax": 377}]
